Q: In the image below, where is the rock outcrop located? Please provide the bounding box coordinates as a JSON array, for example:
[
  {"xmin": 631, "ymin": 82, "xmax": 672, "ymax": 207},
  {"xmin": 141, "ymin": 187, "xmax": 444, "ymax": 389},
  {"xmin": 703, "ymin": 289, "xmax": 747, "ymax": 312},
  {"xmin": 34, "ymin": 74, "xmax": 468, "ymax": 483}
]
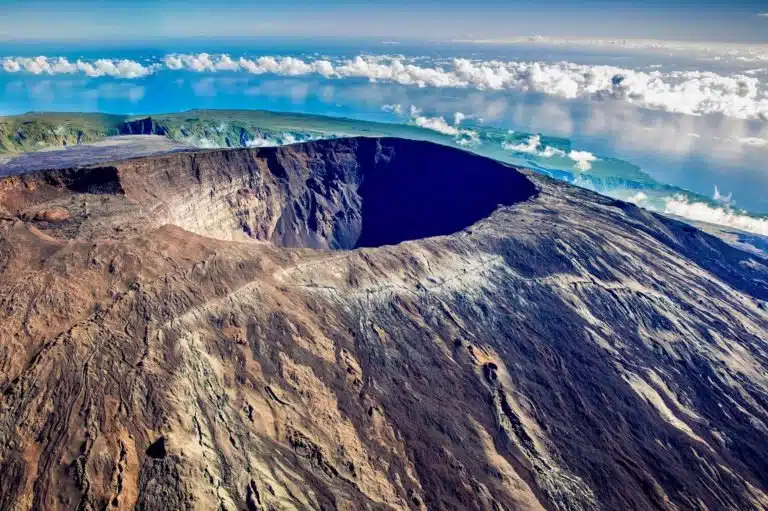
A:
[
  {"xmin": 0, "ymin": 138, "xmax": 767, "ymax": 510},
  {"xmin": 0, "ymin": 113, "xmax": 124, "ymax": 153}
]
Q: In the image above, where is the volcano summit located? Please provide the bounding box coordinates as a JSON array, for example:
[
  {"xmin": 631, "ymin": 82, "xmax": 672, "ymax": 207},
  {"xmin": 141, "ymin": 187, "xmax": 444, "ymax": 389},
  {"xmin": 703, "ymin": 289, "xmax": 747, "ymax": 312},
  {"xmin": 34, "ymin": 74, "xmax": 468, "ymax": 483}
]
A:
[{"xmin": 0, "ymin": 137, "xmax": 767, "ymax": 510}]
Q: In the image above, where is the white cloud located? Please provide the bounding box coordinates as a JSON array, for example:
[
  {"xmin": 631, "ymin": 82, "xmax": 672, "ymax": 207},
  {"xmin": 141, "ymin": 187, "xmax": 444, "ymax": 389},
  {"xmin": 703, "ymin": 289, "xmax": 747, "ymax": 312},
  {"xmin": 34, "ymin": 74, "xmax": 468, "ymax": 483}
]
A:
[
  {"xmin": 664, "ymin": 195, "xmax": 768, "ymax": 236},
  {"xmin": 164, "ymin": 55, "xmax": 185, "ymax": 70},
  {"xmin": 126, "ymin": 52, "xmax": 768, "ymax": 118},
  {"xmin": 234, "ymin": 55, "xmax": 331, "ymax": 76},
  {"xmin": 166, "ymin": 53, "xmax": 218, "ymax": 72},
  {"xmin": 381, "ymin": 103, "xmax": 403, "ymax": 114},
  {"xmin": 80, "ymin": 59, "xmax": 152, "ymax": 78},
  {"xmin": 540, "ymin": 145, "xmax": 566, "ymax": 158},
  {"xmin": 758, "ymin": 12, "xmax": 768, "ymax": 17},
  {"xmin": 2, "ymin": 56, "xmax": 152, "ymax": 78},
  {"xmin": 736, "ymin": 136, "xmax": 768, "ymax": 147},
  {"xmin": 502, "ymin": 134, "xmax": 597, "ymax": 170},
  {"xmin": 713, "ymin": 185, "xmax": 732, "ymax": 204},
  {"xmin": 245, "ymin": 132, "xmax": 313, "ymax": 148},
  {"xmin": 403, "ymin": 104, "xmax": 479, "ymax": 145},
  {"xmin": 455, "ymin": 131, "xmax": 480, "ymax": 146},
  {"xmin": 245, "ymin": 135, "xmax": 278, "ymax": 148},
  {"xmin": 249, "ymin": 54, "xmax": 768, "ymax": 120},
  {"xmin": 180, "ymin": 136, "xmax": 221, "ymax": 149},
  {"xmin": 2, "ymin": 59, "xmax": 20, "ymax": 72},
  {"xmin": 627, "ymin": 192, "xmax": 649, "ymax": 205},
  {"xmin": 4, "ymin": 52, "xmax": 768, "ymax": 119},
  {"xmin": 412, "ymin": 114, "xmax": 461, "ymax": 136},
  {"xmin": 454, "ymin": 36, "xmax": 768, "ymax": 64},
  {"xmin": 503, "ymin": 135, "xmax": 542, "ymax": 154},
  {"xmin": 568, "ymin": 150, "xmax": 597, "ymax": 171}
]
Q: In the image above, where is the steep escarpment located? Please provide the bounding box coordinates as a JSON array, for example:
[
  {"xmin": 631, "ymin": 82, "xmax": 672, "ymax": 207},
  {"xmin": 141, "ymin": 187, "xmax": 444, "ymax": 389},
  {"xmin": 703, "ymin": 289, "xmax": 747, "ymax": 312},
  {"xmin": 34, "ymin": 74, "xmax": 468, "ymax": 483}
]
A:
[
  {"xmin": 0, "ymin": 112, "xmax": 324, "ymax": 155},
  {"xmin": 118, "ymin": 116, "xmax": 299, "ymax": 149},
  {"xmin": 0, "ymin": 138, "xmax": 767, "ymax": 511},
  {"xmin": 0, "ymin": 113, "xmax": 124, "ymax": 153}
]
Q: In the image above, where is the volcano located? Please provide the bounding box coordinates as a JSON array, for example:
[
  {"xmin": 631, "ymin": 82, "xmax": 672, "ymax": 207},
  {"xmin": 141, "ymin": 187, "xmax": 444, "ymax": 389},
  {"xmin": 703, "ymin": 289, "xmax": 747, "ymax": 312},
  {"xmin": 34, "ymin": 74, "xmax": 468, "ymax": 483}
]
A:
[{"xmin": 0, "ymin": 137, "xmax": 767, "ymax": 510}]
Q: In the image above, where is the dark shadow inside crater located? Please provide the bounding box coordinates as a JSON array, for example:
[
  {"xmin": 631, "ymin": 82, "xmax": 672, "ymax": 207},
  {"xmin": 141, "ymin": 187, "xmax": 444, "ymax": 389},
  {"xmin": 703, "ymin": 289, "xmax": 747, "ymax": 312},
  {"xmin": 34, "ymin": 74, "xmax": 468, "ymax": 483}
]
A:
[
  {"xmin": 266, "ymin": 138, "xmax": 537, "ymax": 250},
  {"xmin": 353, "ymin": 140, "xmax": 536, "ymax": 248}
]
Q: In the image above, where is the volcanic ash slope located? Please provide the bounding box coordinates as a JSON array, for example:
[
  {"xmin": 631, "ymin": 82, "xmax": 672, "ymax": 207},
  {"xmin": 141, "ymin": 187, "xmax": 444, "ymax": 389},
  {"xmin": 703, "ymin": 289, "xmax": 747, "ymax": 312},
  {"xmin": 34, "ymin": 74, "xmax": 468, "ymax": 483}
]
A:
[{"xmin": 0, "ymin": 137, "xmax": 767, "ymax": 510}]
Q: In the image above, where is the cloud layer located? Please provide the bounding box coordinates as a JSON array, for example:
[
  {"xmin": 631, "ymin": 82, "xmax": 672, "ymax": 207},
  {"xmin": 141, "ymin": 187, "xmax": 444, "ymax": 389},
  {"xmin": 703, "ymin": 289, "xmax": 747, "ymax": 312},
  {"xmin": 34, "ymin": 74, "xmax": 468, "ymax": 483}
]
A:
[
  {"xmin": 616, "ymin": 188, "xmax": 767, "ymax": 236},
  {"xmin": 2, "ymin": 56, "xmax": 153, "ymax": 78},
  {"xmin": 455, "ymin": 36, "xmax": 768, "ymax": 63},
  {"xmin": 162, "ymin": 53, "xmax": 768, "ymax": 120},
  {"xmin": 664, "ymin": 195, "xmax": 768, "ymax": 236},
  {"xmin": 3, "ymin": 53, "xmax": 768, "ymax": 120}
]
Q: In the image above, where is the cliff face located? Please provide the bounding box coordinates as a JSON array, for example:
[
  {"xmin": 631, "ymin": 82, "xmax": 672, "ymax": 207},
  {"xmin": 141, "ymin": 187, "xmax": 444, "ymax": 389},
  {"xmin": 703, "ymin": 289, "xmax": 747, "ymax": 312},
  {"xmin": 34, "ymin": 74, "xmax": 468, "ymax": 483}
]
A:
[
  {"xmin": 0, "ymin": 138, "xmax": 767, "ymax": 511},
  {"xmin": 0, "ymin": 115, "xmax": 122, "ymax": 153},
  {"xmin": 118, "ymin": 116, "xmax": 323, "ymax": 150},
  {"xmin": 120, "ymin": 118, "xmax": 168, "ymax": 137},
  {"xmin": 0, "ymin": 113, "xmax": 317, "ymax": 154}
]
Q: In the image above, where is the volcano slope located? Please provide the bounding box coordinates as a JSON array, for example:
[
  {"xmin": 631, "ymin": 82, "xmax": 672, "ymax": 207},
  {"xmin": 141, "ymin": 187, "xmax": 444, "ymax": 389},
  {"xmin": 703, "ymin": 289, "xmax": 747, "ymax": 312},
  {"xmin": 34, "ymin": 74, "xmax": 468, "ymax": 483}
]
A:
[{"xmin": 0, "ymin": 138, "xmax": 767, "ymax": 511}]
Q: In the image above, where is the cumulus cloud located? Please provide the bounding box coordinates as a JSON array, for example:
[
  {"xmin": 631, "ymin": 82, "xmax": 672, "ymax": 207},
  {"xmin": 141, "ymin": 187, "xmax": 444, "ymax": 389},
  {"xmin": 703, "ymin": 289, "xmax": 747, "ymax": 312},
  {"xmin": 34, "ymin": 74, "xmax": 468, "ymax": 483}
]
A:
[
  {"xmin": 80, "ymin": 59, "xmax": 152, "ymax": 78},
  {"xmin": 503, "ymin": 135, "xmax": 541, "ymax": 154},
  {"xmin": 245, "ymin": 132, "xmax": 311, "ymax": 148},
  {"xmin": 568, "ymin": 150, "xmax": 598, "ymax": 171},
  {"xmin": 164, "ymin": 55, "xmax": 185, "ymax": 70},
  {"xmin": 454, "ymin": 112, "xmax": 471, "ymax": 125},
  {"xmin": 736, "ymin": 136, "xmax": 768, "ymax": 147},
  {"xmin": 144, "ymin": 53, "xmax": 768, "ymax": 119},
  {"xmin": 502, "ymin": 134, "xmax": 596, "ymax": 169},
  {"xmin": 713, "ymin": 185, "xmax": 732, "ymax": 204},
  {"xmin": 1, "ymin": 56, "xmax": 153, "ymax": 78},
  {"xmin": 455, "ymin": 131, "xmax": 480, "ymax": 146},
  {"xmin": 390, "ymin": 104, "xmax": 480, "ymax": 145},
  {"xmin": 664, "ymin": 195, "xmax": 768, "ymax": 236},
  {"xmin": 245, "ymin": 135, "xmax": 276, "ymax": 148},
  {"xmin": 179, "ymin": 136, "xmax": 221, "ymax": 149},
  {"xmin": 2, "ymin": 59, "xmax": 20, "ymax": 73},
  {"xmin": 235, "ymin": 55, "xmax": 332, "ymax": 76},
  {"xmin": 627, "ymin": 192, "xmax": 649, "ymax": 205},
  {"xmin": 410, "ymin": 112, "xmax": 480, "ymax": 146},
  {"xmin": 540, "ymin": 145, "xmax": 567, "ymax": 158},
  {"xmin": 412, "ymin": 114, "xmax": 462, "ymax": 136},
  {"xmin": 5, "ymin": 52, "xmax": 768, "ymax": 119},
  {"xmin": 381, "ymin": 103, "xmax": 403, "ymax": 114}
]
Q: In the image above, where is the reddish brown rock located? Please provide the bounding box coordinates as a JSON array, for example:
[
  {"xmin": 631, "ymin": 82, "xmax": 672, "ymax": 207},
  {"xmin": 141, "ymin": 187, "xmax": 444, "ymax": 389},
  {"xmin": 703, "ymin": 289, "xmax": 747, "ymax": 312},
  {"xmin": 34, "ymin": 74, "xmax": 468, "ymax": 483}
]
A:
[{"xmin": 0, "ymin": 138, "xmax": 767, "ymax": 510}]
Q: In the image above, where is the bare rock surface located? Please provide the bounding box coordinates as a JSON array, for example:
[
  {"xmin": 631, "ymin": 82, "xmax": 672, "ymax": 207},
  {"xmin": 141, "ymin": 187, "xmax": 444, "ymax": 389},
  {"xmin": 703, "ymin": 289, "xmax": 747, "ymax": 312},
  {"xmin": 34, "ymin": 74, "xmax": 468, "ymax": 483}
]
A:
[
  {"xmin": 0, "ymin": 137, "xmax": 767, "ymax": 510},
  {"xmin": 0, "ymin": 135, "xmax": 192, "ymax": 177}
]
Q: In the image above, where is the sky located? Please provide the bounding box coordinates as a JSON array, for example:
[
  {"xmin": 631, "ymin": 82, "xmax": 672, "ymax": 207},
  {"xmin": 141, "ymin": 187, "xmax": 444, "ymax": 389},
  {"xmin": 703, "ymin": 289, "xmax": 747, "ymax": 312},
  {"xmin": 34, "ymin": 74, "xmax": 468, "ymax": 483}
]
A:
[{"xmin": 1, "ymin": 0, "xmax": 768, "ymax": 43}]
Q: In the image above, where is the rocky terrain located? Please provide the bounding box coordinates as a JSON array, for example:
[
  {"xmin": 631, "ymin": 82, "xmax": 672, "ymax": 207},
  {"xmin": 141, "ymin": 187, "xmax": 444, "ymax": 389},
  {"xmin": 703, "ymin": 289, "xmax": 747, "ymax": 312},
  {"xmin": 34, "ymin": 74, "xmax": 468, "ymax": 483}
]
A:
[
  {"xmin": 0, "ymin": 136, "xmax": 193, "ymax": 177},
  {"xmin": 0, "ymin": 137, "xmax": 767, "ymax": 510},
  {"xmin": 0, "ymin": 113, "xmax": 126, "ymax": 154}
]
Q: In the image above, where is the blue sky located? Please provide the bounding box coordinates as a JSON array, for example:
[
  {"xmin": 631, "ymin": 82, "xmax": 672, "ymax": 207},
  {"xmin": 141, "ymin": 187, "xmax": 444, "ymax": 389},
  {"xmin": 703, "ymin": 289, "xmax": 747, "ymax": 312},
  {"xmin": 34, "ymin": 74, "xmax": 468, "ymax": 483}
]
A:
[{"xmin": 1, "ymin": 0, "xmax": 767, "ymax": 42}]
